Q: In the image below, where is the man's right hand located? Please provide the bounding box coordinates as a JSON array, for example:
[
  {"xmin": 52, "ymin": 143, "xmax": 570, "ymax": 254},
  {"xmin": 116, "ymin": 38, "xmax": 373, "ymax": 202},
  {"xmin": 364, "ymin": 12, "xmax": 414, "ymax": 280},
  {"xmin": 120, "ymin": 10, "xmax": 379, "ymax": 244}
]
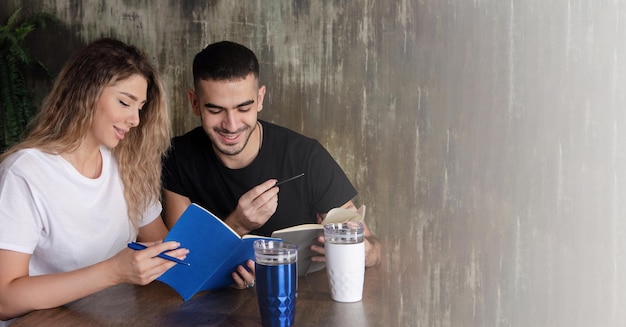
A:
[{"xmin": 225, "ymin": 179, "xmax": 279, "ymax": 236}]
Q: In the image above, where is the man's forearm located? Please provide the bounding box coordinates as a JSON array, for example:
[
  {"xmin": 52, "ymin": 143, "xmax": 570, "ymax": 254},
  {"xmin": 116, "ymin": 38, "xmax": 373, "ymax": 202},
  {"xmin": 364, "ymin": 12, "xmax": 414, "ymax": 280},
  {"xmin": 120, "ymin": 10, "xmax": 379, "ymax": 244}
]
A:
[{"xmin": 364, "ymin": 235, "xmax": 381, "ymax": 267}]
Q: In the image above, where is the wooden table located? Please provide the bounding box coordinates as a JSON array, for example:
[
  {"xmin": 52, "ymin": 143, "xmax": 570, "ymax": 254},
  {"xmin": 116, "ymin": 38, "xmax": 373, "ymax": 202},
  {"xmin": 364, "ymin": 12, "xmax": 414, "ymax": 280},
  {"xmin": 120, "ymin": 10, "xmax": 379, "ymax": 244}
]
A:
[{"xmin": 10, "ymin": 266, "xmax": 383, "ymax": 326}]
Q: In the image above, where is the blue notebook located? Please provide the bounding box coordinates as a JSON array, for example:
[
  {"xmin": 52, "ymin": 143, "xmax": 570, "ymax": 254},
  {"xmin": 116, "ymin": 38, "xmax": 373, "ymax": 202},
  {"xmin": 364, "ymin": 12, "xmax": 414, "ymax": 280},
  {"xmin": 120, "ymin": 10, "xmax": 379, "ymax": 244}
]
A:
[{"xmin": 157, "ymin": 203, "xmax": 275, "ymax": 301}]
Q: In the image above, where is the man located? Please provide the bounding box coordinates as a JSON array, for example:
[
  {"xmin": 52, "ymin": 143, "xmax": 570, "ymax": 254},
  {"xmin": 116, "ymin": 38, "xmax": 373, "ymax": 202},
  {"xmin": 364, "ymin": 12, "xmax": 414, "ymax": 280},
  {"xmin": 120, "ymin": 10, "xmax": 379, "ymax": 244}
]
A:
[{"xmin": 162, "ymin": 41, "xmax": 380, "ymax": 289}]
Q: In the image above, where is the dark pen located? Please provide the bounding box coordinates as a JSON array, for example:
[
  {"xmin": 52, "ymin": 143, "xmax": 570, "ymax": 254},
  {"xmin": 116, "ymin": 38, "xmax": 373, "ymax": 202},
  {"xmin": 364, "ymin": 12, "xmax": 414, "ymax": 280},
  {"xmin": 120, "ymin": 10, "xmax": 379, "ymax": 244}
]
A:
[
  {"xmin": 275, "ymin": 173, "xmax": 305, "ymax": 186},
  {"xmin": 127, "ymin": 242, "xmax": 191, "ymax": 266}
]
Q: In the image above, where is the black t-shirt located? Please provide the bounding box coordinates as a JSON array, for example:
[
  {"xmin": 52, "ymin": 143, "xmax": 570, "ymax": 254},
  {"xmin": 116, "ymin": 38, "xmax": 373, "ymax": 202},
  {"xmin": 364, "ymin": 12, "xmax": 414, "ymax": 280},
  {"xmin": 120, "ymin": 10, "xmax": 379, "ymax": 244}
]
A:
[{"xmin": 162, "ymin": 120, "xmax": 357, "ymax": 236}]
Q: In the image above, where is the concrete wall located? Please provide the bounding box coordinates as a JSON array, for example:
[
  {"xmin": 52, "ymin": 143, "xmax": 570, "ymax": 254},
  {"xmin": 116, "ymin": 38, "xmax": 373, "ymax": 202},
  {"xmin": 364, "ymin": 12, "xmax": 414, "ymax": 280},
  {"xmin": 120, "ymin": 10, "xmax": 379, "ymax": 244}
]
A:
[{"xmin": 2, "ymin": 1, "xmax": 625, "ymax": 326}]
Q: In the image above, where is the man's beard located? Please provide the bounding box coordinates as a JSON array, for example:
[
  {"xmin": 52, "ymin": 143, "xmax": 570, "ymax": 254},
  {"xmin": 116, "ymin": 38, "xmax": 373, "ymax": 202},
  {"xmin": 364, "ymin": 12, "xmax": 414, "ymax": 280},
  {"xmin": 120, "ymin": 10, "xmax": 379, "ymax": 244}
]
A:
[{"xmin": 210, "ymin": 125, "xmax": 253, "ymax": 156}]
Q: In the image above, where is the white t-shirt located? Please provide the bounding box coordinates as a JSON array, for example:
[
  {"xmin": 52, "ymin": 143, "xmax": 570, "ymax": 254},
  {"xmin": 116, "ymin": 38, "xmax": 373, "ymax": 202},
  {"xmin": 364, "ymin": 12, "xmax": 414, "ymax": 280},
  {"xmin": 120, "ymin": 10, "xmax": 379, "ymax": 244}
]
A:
[{"xmin": 0, "ymin": 147, "xmax": 161, "ymax": 276}]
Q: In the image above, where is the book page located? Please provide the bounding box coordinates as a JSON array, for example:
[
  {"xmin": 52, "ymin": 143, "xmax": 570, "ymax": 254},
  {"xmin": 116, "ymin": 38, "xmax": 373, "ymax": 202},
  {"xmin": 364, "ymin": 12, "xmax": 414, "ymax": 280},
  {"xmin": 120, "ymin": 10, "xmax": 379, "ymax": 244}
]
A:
[
  {"xmin": 270, "ymin": 205, "xmax": 366, "ymax": 276},
  {"xmin": 269, "ymin": 223, "xmax": 322, "ymax": 234},
  {"xmin": 321, "ymin": 205, "xmax": 366, "ymax": 224},
  {"xmin": 271, "ymin": 227, "xmax": 324, "ymax": 276}
]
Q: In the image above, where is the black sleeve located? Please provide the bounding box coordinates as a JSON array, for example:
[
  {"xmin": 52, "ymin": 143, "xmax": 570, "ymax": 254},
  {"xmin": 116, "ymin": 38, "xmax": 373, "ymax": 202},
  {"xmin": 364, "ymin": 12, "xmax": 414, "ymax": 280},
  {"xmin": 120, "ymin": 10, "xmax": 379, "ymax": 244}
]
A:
[{"xmin": 306, "ymin": 141, "xmax": 357, "ymax": 214}]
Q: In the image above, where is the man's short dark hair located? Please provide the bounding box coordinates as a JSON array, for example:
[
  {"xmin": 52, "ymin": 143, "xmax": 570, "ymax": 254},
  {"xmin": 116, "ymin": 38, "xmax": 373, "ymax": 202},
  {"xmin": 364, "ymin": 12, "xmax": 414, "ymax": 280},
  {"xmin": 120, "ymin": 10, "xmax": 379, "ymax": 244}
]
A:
[{"xmin": 192, "ymin": 41, "xmax": 259, "ymax": 84}]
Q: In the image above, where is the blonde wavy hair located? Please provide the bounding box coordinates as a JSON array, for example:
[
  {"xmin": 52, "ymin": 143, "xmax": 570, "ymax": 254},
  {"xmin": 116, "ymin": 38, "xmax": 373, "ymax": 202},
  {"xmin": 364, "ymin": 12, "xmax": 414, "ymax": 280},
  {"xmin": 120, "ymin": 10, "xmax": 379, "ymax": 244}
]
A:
[{"xmin": 0, "ymin": 38, "xmax": 171, "ymax": 229}]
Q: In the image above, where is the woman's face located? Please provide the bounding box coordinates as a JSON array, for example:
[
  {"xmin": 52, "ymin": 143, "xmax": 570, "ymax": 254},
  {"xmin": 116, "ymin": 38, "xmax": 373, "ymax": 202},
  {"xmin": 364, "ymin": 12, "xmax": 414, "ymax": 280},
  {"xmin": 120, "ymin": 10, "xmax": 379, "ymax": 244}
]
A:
[{"xmin": 90, "ymin": 74, "xmax": 147, "ymax": 149}]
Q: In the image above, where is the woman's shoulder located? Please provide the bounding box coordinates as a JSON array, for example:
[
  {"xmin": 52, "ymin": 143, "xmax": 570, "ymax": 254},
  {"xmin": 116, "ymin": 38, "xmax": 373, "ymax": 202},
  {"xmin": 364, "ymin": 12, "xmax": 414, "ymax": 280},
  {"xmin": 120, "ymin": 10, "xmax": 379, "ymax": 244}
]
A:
[
  {"xmin": 0, "ymin": 149, "xmax": 64, "ymax": 184},
  {"xmin": 1, "ymin": 148, "xmax": 50, "ymax": 168}
]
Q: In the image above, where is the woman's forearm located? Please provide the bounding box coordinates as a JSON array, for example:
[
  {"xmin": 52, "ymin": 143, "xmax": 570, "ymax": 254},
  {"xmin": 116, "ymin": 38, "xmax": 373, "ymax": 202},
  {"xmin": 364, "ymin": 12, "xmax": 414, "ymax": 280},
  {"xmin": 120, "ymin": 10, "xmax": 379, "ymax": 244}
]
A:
[{"xmin": 0, "ymin": 260, "xmax": 116, "ymax": 320}]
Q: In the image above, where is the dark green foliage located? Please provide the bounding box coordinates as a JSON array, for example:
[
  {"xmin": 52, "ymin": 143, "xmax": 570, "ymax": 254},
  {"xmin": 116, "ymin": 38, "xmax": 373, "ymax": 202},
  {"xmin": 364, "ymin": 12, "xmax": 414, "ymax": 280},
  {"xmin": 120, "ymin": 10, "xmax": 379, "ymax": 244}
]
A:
[{"xmin": 0, "ymin": 7, "xmax": 57, "ymax": 151}]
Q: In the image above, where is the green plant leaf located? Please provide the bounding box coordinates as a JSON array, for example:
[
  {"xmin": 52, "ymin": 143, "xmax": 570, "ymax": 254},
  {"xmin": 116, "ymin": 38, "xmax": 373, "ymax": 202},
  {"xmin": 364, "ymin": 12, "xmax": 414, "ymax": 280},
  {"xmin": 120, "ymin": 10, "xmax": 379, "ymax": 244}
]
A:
[{"xmin": 0, "ymin": 6, "xmax": 58, "ymax": 150}]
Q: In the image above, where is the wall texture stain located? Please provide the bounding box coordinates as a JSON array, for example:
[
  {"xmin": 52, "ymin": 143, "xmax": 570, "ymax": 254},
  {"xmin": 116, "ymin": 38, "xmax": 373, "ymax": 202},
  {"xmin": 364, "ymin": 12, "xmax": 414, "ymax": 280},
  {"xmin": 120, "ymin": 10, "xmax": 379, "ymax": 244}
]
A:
[{"xmin": 2, "ymin": 0, "xmax": 626, "ymax": 326}]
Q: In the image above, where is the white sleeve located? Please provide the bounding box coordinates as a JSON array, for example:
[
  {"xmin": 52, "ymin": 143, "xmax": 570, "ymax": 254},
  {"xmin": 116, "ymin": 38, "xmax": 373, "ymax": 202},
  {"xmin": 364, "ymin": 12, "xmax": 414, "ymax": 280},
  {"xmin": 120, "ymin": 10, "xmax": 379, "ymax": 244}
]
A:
[
  {"xmin": 138, "ymin": 199, "xmax": 163, "ymax": 228},
  {"xmin": 0, "ymin": 169, "xmax": 42, "ymax": 254}
]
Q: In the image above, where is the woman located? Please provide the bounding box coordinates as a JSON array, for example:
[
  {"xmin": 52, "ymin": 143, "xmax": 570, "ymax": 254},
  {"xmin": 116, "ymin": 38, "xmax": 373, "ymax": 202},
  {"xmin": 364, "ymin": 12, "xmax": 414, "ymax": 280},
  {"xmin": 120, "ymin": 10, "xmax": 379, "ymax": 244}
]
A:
[{"xmin": 0, "ymin": 38, "xmax": 187, "ymax": 320}]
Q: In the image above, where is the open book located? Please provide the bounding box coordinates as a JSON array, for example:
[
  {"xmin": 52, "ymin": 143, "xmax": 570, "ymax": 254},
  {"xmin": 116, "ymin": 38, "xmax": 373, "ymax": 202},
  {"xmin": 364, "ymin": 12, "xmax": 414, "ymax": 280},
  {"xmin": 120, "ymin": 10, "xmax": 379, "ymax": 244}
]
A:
[
  {"xmin": 271, "ymin": 205, "xmax": 366, "ymax": 276},
  {"xmin": 157, "ymin": 203, "xmax": 275, "ymax": 301}
]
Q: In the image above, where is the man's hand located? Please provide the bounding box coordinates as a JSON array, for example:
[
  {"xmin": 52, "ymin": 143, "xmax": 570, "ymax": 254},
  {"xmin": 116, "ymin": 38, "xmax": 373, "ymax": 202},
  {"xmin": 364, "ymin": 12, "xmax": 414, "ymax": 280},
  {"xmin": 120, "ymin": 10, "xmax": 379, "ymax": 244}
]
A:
[
  {"xmin": 224, "ymin": 179, "xmax": 279, "ymax": 236},
  {"xmin": 231, "ymin": 260, "xmax": 256, "ymax": 290}
]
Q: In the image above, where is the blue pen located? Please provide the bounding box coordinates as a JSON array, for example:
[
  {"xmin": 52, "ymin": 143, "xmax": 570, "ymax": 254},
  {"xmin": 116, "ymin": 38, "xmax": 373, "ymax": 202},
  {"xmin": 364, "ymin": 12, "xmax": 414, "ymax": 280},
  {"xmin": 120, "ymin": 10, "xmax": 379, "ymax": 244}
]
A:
[{"xmin": 127, "ymin": 242, "xmax": 191, "ymax": 266}]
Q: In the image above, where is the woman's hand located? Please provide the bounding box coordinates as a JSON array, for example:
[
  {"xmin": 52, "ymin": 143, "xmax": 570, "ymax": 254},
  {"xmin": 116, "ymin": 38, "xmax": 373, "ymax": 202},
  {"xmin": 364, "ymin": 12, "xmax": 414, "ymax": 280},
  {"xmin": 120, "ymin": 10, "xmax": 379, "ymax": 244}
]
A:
[{"xmin": 107, "ymin": 241, "xmax": 189, "ymax": 285}]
